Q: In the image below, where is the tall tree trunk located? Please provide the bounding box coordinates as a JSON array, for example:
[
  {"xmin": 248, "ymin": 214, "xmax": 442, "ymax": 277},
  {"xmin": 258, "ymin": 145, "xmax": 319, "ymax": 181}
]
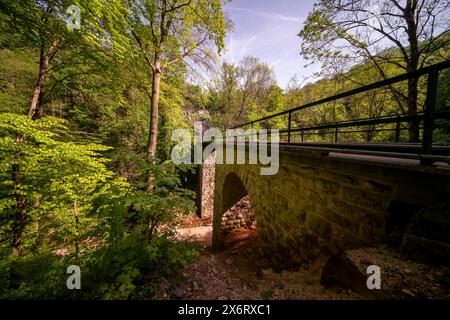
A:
[
  {"xmin": 234, "ymin": 93, "xmax": 249, "ymax": 127},
  {"xmin": 407, "ymin": 75, "xmax": 420, "ymax": 142},
  {"xmin": 146, "ymin": 52, "xmax": 162, "ymax": 192},
  {"xmin": 28, "ymin": 37, "xmax": 60, "ymax": 119},
  {"xmin": 11, "ymin": 37, "xmax": 60, "ymax": 257}
]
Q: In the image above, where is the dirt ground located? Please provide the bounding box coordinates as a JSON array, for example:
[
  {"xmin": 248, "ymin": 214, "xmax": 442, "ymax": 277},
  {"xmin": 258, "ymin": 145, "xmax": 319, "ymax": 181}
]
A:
[{"xmin": 156, "ymin": 226, "xmax": 450, "ymax": 300}]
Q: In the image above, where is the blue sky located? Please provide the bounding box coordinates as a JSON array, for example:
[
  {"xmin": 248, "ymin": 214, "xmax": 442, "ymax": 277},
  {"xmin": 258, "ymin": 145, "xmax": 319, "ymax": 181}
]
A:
[{"xmin": 221, "ymin": 0, "xmax": 321, "ymax": 89}]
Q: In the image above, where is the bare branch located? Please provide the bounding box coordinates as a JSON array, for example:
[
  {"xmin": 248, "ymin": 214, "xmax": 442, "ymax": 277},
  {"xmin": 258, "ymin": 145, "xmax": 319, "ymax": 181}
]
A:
[
  {"xmin": 163, "ymin": 33, "xmax": 209, "ymax": 68},
  {"xmin": 165, "ymin": 0, "xmax": 192, "ymax": 14},
  {"xmin": 130, "ymin": 29, "xmax": 155, "ymax": 70}
]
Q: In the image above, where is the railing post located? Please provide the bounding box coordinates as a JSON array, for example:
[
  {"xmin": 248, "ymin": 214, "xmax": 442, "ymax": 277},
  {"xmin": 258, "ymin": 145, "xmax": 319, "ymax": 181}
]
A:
[
  {"xmin": 395, "ymin": 115, "xmax": 401, "ymax": 142},
  {"xmin": 334, "ymin": 127, "xmax": 338, "ymax": 142},
  {"xmin": 287, "ymin": 111, "xmax": 292, "ymax": 144},
  {"xmin": 421, "ymin": 68, "xmax": 439, "ymax": 164},
  {"xmin": 301, "ymin": 125, "xmax": 304, "ymax": 142}
]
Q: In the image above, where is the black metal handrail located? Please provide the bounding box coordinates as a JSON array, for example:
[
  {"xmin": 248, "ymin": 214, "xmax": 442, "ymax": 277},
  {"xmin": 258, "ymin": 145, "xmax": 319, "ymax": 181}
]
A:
[{"xmin": 231, "ymin": 60, "xmax": 450, "ymax": 164}]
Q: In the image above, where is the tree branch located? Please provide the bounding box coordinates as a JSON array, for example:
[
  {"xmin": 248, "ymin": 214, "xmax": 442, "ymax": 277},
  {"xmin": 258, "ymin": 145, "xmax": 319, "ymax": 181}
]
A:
[{"xmin": 130, "ymin": 29, "xmax": 155, "ymax": 70}]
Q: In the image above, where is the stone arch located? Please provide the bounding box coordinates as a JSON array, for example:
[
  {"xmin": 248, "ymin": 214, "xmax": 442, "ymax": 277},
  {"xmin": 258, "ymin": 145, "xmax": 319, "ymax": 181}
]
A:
[{"xmin": 212, "ymin": 171, "xmax": 255, "ymax": 248}]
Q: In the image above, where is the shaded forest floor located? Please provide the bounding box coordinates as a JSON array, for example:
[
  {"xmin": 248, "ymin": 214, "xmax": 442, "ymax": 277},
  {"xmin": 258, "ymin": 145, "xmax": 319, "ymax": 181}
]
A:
[
  {"xmin": 162, "ymin": 227, "xmax": 358, "ymax": 299},
  {"xmin": 155, "ymin": 226, "xmax": 450, "ymax": 300}
]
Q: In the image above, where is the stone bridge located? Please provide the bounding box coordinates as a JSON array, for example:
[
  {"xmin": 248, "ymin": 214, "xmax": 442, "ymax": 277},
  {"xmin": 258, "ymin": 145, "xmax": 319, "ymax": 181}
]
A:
[{"xmin": 201, "ymin": 144, "xmax": 450, "ymax": 267}]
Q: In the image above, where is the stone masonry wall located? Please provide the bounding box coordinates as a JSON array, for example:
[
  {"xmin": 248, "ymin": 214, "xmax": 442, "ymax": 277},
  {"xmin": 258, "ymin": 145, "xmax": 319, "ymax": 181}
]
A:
[
  {"xmin": 220, "ymin": 196, "xmax": 255, "ymax": 233},
  {"xmin": 213, "ymin": 154, "xmax": 394, "ymax": 267},
  {"xmin": 200, "ymin": 153, "xmax": 215, "ymax": 219},
  {"xmin": 212, "ymin": 146, "xmax": 450, "ymax": 268}
]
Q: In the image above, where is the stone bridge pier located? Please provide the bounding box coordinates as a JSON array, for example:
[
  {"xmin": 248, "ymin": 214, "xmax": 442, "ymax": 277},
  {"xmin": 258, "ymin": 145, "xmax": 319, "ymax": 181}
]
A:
[{"xmin": 209, "ymin": 144, "xmax": 450, "ymax": 267}]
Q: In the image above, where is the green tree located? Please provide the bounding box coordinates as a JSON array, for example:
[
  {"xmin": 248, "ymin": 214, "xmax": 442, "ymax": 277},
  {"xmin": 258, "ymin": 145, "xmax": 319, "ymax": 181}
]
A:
[
  {"xmin": 0, "ymin": 1, "xmax": 206, "ymax": 299},
  {"xmin": 0, "ymin": 0, "xmax": 77, "ymax": 118},
  {"xmin": 0, "ymin": 113, "xmax": 129, "ymax": 256},
  {"xmin": 92, "ymin": 0, "xmax": 228, "ymax": 191},
  {"xmin": 207, "ymin": 56, "xmax": 277, "ymax": 128},
  {"xmin": 299, "ymin": 0, "xmax": 450, "ymax": 142},
  {"xmin": 0, "ymin": 0, "xmax": 113, "ymax": 256}
]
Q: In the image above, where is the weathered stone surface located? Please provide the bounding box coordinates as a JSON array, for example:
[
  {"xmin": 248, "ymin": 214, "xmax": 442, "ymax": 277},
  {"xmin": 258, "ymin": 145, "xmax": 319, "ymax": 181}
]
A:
[
  {"xmin": 361, "ymin": 179, "xmax": 393, "ymax": 195},
  {"xmin": 207, "ymin": 145, "xmax": 450, "ymax": 268},
  {"xmin": 306, "ymin": 215, "xmax": 333, "ymax": 240},
  {"xmin": 220, "ymin": 196, "xmax": 255, "ymax": 233},
  {"xmin": 320, "ymin": 251, "xmax": 368, "ymax": 294},
  {"xmin": 211, "ymin": 161, "xmax": 393, "ymax": 266},
  {"xmin": 200, "ymin": 153, "xmax": 216, "ymax": 218}
]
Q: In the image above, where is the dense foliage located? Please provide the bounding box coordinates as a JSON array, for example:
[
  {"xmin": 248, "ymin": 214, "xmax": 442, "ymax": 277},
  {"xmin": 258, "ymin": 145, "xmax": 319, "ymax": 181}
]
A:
[{"xmin": 0, "ymin": 0, "xmax": 215, "ymax": 299}]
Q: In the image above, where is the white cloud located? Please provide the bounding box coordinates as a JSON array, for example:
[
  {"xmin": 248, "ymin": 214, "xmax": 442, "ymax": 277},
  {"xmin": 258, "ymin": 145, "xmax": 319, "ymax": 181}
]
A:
[
  {"xmin": 227, "ymin": 7, "xmax": 304, "ymax": 23},
  {"xmin": 220, "ymin": 3, "xmax": 317, "ymax": 88},
  {"xmin": 239, "ymin": 36, "xmax": 257, "ymax": 57},
  {"xmin": 270, "ymin": 53, "xmax": 290, "ymax": 68},
  {"xmin": 224, "ymin": 35, "xmax": 259, "ymax": 64}
]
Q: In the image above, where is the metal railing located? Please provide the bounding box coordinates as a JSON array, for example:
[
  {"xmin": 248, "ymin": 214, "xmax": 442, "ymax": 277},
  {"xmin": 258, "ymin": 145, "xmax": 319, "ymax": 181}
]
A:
[{"xmin": 231, "ymin": 60, "xmax": 450, "ymax": 165}]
